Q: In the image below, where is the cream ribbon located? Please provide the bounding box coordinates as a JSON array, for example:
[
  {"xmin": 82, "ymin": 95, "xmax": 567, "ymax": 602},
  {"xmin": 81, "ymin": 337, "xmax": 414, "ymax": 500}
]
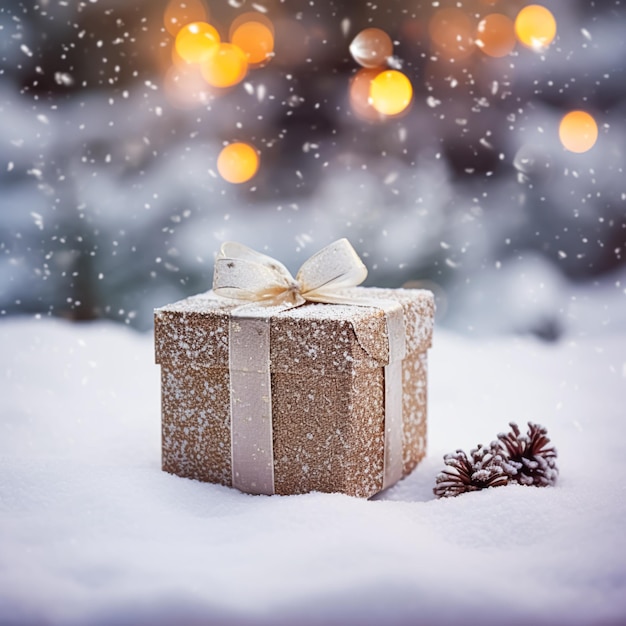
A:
[
  {"xmin": 213, "ymin": 239, "xmax": 405, "ymax": 495},
  {"xmin": 214, "ymin": 239, "xmax": 368, "ymax": 307}
]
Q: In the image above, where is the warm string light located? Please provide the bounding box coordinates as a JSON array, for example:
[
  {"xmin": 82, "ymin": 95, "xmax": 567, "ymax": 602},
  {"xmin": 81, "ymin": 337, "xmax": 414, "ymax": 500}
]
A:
[
  {"xmin": 163, "ymin": 3, "xmax": 276, "ymax": 182},
  {"xmin": 348, "ymin": 28, "xmax": 412, "ymax": 119},
  {"xmin": 475, "ymin": 13, "xmax": 516, "ymax": 58},
  {"xmin": 230, "ymin": 13, "xmax": 275, "ymax": 66},
  {"xmin": 429, "ymin": 8, "xmax": 474, "ymax": 61},
  {"xmin": 174, "ymin": 22, "xmax": 219, "ymax": 64},
  {"xmin": 163, "ymin": 4, "xmax": 582, "ymax": 183},
  {"xmin": 345, "ymin": 7, "xmax": 568, "ymax": 147},
  {"xmin": 349, "ymin": 68, "xmax": 384, "ymax": 122},
  {"xmin": 514, "ymin": 5, "xmax": 557, "ymax": 50},
  {"xmin": 166, "ymin": 7, "xmax": 275, "ymax": 92},
  {"xmin": 217, "ymin": 143, "xmax": 260, "ymax": 184},
  {"xmin": 369, "ymin": 70, "xmax": 413, "ymax": 117},
  {"xmin": 201, "ymin": 43, "xmax": 248, "ymax": 88},
  {"xmin": 559, "ymin": 111, "xmax": 598, "ymax": 153}
]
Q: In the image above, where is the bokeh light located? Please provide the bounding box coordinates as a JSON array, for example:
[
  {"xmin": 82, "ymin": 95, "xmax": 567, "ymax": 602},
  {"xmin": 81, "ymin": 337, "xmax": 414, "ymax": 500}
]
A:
[
  {"xmin": 559, "ymin": 111, "xmax": 598, "ymax": 153},
  {"xmin": 349, "ymin": 68, "xmax": 383, "ymax": 122},
  {"xmin": 164, "ymin": 0, "xmax": 208, "ymax": 37},
  {"xmin": 201, "ymin": 43, "xmax": 248, "ymax": 88},
  {"xmin": 369, "ymin": 70, "xmax": 413, "ymax": 117},
  {"xmin": 349, "ymin": 28, "xmax": 393, "ymax": 69},
  {"xmin": 231, "ymin": 20, "xmax": 274, "ymax": 66},
  {"xmin": 475, "ymin": 14, "xmax": 516, "ymax": 57},
  {"xmin": 229, "ymin": 12, "xmax": 275, "ymax": 38},
  {"xmin": 515, "ymin": 5, "xmax": 557, "ymax": 50},
  {"xmin": 175, "ymin": 22, "xmax": 220, "ymax": 64},
  {"xmin": 429, "ymin": 8, "xmax": 474, "ymax": 60},
  {"xmin": 217, "ymin": 142, "xmax": 260, "ymax": 184},
  {"xmin": 163, "ymin": 63, "xmax": 213, "ymax": 109}
]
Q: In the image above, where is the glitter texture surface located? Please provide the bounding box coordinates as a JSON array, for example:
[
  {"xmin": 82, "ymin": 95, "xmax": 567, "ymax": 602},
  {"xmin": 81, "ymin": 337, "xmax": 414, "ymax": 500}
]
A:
[{"xmin": 154, "ymin": 287, "xmax": 434, "ymax": 497}]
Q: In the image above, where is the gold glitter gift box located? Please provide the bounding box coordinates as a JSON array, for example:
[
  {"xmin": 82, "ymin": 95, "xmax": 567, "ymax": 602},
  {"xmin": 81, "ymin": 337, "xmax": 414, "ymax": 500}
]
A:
[{"xmin": 154, "ymin": 286, "xmax": 434, "ymax": 498}]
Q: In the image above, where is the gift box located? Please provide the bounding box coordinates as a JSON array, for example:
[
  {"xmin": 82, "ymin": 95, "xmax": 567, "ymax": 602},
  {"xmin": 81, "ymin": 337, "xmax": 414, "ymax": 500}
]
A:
[{"xmin": 154, "ymin": 241, "xmax": 434, "ymax": 498}]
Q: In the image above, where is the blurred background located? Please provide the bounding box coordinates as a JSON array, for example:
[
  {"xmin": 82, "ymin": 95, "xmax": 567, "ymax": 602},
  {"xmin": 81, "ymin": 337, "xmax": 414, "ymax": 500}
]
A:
[{"xmin": 0, "ymin": 0, "xmax": 624, "ymax": 339}]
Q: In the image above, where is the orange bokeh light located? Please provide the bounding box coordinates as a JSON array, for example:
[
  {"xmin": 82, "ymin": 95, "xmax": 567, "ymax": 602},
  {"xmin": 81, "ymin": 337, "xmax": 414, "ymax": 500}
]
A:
[
  {"xmin": 229, "ymin": 12, "xmax": 275, "ymax": 38},
  {"xmin": 369, "ymin": 70, "xmax": 413, "ymax": 117},
  {"xmin": 217, "ymin": 142, "xmax": 260, "ymax": 184},
  {"xmin": 164, "ymin": 0, "xmax": 208, "ymax": 37},
  {"xmin": 559, "ymin": 111, "xmax": 598, "ymax": 153},
  {"xmin": 429, "ymin": 8, "xmax": 474, "ymax": 60},
  {"xmin": 349, "ymin": 68, "xmax": 383, "ymax": 121},
  {"xmin": 201, "ymin": 43, "xmax": 248, "ymax": 88},
  {"xmin": 475, "ymin": 13, "xmax": 516, "ymax": 57},
  {"xmin": 514, "ymin": 5, "xmax": 556, "ymax": 50},
  {"xmin": 175, "ymin": 22, "xmax": 220, "ymax": 64},
  {"xmin": 231, "ymin": 21, "xmax": 274, "ymax": 66}
]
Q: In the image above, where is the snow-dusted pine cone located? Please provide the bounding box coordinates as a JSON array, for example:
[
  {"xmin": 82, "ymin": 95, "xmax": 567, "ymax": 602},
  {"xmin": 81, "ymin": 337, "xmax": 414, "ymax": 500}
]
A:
[
  {"xmin": 433, "ymin": 443, "xmax": 510, "ymax": 498},
  {"xmin": 495, "ymin": 422, "xmax": 558, "ymax": 487}
]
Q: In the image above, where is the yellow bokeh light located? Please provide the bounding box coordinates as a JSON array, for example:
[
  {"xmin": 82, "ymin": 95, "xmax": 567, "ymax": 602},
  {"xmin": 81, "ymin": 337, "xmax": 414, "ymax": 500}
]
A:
[
  {"xmin": 515, "ymin": 5, "xmax": 556, "ymax": 50},
  {"xmin": 429, "ymin": 8, "xmax": 474, "ymax": 60},
  {"xmin": 164, "ymin": 0, "xmax": 208, "ymax": 37},
  {"xmin": 217, "ymin": 142, "xmax": 260, "ymax": 184},
  {"xmin": 349, "ymin": 68, "xmax": 384, "ymax": 122},
  {"xmin": 369, "ymin": 70, "xmax": 413, "ymax": 117},
  {"xmin": 476, "ymin": 13, "xmax": 516, "ymax": 57},
  {"xmin": 559, "ymin": 111, "xmax": 598, "ymax": 153},
  {"xmin": 231, "ymin": 21, "xmax": 274, "ymax": 66},
  {"xmin": 201, "ymin": 43, "xmax": 248, "ymax": 88},
  {"xmin": 175, "ymin": 22, "xmax": 220, "ymax": 64}
]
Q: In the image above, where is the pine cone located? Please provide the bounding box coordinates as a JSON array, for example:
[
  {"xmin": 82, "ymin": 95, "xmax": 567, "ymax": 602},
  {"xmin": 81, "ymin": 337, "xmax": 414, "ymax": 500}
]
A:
[
  {"xmin": 496, "ymin": 422, "xmax": 558, "ymax": 487},
  {"xmin": 433, "ymin": 443, "xmax": 510, "ymax": 498}
]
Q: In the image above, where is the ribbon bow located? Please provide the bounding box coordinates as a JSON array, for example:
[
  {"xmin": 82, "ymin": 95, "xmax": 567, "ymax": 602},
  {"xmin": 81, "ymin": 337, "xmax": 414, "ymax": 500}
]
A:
[{"xmin": 213, "ymin": 239, "xmax": 368, "ymax": 307}]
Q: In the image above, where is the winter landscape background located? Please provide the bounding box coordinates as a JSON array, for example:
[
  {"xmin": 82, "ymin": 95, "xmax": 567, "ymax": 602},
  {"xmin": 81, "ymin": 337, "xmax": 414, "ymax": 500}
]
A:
[
  {"xmin": 1, "ymin": 0, "xmax": 626, "ymax": 624},
  {"xmin": 1, "ymin": 0, "xmax": 625, "ymax": 337}
]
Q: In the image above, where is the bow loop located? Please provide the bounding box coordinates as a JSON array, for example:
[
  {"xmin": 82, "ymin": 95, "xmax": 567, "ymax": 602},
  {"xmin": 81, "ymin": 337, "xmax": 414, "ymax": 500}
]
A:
[
  {"xmin": 297, "ymin": 239, "xmax": 368, "ymax": 302},
  {"xmin": 213, "ymin": 242, "xmax": 304, "ymax": 305},
  {"xmin": 213, "ymin": 239, "xmax": 367, "ymax": 307}
]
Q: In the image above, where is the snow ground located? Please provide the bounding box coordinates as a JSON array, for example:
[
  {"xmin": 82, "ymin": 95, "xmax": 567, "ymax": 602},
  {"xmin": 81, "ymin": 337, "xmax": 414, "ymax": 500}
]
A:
[{"xmin": 1, "ymin": 317, "xmax": 625, "ymax": 626}]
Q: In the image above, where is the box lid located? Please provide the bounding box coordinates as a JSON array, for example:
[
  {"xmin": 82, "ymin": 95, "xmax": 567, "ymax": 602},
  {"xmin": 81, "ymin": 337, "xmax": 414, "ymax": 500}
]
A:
[{"xmin": 154, "ymin": 287, "xmax": 434, "ymax": 374}]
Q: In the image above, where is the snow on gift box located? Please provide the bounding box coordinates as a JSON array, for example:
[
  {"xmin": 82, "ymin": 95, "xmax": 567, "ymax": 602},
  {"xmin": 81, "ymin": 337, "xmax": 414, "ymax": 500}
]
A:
[{"xmin": 154, "ymin": 239, "xmax": 434, "ymax": 497}]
